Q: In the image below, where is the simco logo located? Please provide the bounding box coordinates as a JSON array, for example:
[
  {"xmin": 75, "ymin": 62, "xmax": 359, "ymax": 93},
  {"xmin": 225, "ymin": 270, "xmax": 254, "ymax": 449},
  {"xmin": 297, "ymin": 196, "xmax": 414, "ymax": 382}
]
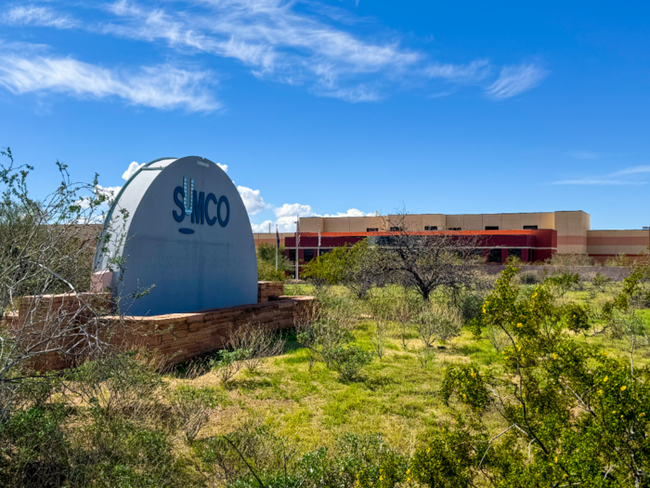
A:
[{"xmin": 173, "ymin": 177, "xmax": 230, "ymax": 235}]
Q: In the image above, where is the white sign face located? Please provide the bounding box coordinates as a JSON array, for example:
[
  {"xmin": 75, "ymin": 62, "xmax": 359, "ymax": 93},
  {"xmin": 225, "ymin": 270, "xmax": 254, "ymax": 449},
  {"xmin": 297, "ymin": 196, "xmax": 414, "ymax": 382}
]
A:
[{"xmin": 94, "ymin": 156, "xmax": 257, "ymax": 316}]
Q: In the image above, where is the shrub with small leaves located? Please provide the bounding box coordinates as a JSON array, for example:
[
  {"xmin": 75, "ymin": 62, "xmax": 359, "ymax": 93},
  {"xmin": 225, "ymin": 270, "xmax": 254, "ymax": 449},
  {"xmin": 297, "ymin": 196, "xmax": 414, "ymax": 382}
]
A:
[{"xmin": 328, "ymin": 345, "xmax": 373, "ymax": 382}]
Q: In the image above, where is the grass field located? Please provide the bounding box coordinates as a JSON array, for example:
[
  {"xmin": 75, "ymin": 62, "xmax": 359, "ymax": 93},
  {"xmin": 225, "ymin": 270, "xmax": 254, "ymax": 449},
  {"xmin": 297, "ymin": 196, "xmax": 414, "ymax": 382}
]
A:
[{"xmin": 166, "ymin": 280, "xmax": 650, "ymax": 456}]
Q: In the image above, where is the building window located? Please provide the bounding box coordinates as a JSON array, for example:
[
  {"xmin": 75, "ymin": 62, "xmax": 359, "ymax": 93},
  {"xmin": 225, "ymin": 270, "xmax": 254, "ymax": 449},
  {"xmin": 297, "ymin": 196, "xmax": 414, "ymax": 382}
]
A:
[
  {"xmin": 508, "ymin": 249, "xmax": 522, "ymax": 260},
  {"xmin": 523, "ymin": 225, "xmax": 538, "ymax": 230},
  {"xmin": 390, "ymin": 226, "xmax": 402, "ymax": 231},
  {"xmin": 304, "ymin": 249, "xmax": 315, "ymax": 262},
  {"xmin": 288, "ymin": 249, "xmax": 296, "ymax": 261},
  {"xmin": 485, "ymin": 226, "xmax": 499, "ymax": 230},
  {"xmin": 447, "ymin": 227, "xmax": 461, "ymax": 231},
  {"xmin": 488, "ymin": 249, "xmax": 502, "ymax": 263},
  {"xmin": 366, "ymin": 227, "xmax": 379, "ymax": 232},
  {"xmin": 318, "ymin": 249, "xmax": 331, "ymax": 256},
  {"xmin": 425, "ymin": 226, "xmax": 438, "ymax": 231}
]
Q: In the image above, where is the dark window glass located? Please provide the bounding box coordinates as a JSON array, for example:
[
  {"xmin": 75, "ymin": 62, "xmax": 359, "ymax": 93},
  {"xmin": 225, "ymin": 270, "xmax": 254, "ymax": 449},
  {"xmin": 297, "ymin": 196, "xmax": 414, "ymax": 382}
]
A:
[
  {"xmin": 485, "ymin": 226, "xmax": 499, "ymax": 230},
  {"xmin": 318, "ymin": 249, "xmax": 331, "ymax": 256},
  {"xmin": 447, "ymin": 227, "xmax": 462, "ymax": 231},
  {"xmin": 523, "ymin": 225, "xmax": 538, "ymax": 230},
  {"xmin": 488, "ymin": 249, "xmax": 502, "ymax": 263},
  {"xmin": 366, "ymin": 227, "xmax": 379, "ymax": 232},
  {"xmin": 425, "ymin": 226, "xmax": 438, "ymax": 231},
  {"xmin": 529, "ymin": 249, "xmax": 535, "ymax": 262},
  {"xmin": 390, "ymin": 226, "xmax": 402, "ymax": 231},
  {"xmin": 508, "ymin": 249, "xmax": 522, "ymax": 259},
  {"xmin": 304, "ymin": 249, "xmax": 315, "ymax": 261},
  {"xmin": 289, "ymin": 249, "xmax": 296, "ymax": 261}
]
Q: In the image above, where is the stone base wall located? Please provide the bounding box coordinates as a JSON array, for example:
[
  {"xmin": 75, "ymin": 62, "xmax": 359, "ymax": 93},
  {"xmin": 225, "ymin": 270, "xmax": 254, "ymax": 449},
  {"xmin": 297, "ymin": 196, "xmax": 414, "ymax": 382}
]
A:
[
  {"xmin": 258, "ymin": 281, "xmax": 285, "ymax": 302},
  {"xmin": 119, "ymin": 295, "xmax": 313, "ymax": 366},
  {"xmin": 7, "ymin": 282, "xmax": 313, "ymax": 372}
]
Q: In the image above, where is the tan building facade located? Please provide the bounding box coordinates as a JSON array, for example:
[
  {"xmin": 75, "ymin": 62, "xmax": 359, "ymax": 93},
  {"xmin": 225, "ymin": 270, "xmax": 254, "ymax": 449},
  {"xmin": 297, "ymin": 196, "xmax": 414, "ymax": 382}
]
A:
[{"xmin": 293, "ymin": 211, "xmax": 649, "ymax": 261}]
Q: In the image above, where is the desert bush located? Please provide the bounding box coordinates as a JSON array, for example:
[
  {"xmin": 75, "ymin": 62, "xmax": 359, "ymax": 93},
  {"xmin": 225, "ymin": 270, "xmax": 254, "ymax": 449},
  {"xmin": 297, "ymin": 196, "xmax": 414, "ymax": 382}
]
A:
[
  {"xmin": 194, "ymin": 428, "xmax": 408, "ymax": 488},
  {"xmin": 545, "ymin": 271, "xmax": 580, "ymax": 296},
  {"xmin": 170, "ymin": 385, "xmax": 222, "ymax": 441},
  {"xmin": 415, "ymin": 302, "xmax": 462, "ymax": 348},
  {"xmin": 519, "ymin": 271, "xmax": 541, "ymax": 285},
  {"xmin": 454, "ymin": 290, "xmax": 484, "ymax": 323},
  {"xmin": 328, "ymin": 345, "xmax": 373, "ymax": 381},
  {"xmin": 211, "ymin": 348, "xmax": 247, "ymax": 383},
  {"xmin": 605, "ymin": 253, "xmax": 632, "ymax": 267},
  {"xmin": 228, "ymin": 323, "xmax": 286, "ymax": 373},
  {"xmin": 592, "ymin": 271, "xmax": 612, "ymax": 291}
]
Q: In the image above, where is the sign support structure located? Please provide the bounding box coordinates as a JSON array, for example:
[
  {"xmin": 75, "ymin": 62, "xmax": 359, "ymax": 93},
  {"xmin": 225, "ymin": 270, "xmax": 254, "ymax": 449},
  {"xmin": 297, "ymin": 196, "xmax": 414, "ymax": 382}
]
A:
[{"xmin": 295, "ymin": 216, "xmax": 300, "ymax": 280}]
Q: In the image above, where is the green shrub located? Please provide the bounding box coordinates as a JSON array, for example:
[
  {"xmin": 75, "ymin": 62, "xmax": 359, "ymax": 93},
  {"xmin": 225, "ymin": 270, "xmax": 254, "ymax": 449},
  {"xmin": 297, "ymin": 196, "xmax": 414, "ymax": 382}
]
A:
[
  {"xmin": 328, "ymin": 345, "xmax": 373, "ymax": 382},
  {"xmin": 520, "ymin": 271, "xmax": 541, "ymax": 285}
]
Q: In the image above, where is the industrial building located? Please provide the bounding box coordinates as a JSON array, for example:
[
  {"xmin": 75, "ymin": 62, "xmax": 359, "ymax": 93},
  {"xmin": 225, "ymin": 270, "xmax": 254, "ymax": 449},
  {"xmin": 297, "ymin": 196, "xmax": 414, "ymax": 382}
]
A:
[{"xmin": 252, "ymin": 210, "xmax": 649, "ymax": 266}]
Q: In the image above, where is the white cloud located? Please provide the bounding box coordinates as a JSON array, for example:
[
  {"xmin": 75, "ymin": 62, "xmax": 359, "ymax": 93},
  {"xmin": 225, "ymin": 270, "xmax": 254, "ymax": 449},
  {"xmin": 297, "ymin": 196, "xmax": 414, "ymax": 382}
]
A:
[
  {"xmin": 323, "ymin": 208, "xmax": 374, "ymax": 217},
  {"xmin": 217, "ymin": 162, "xmax": 228, "ymax": 173},
  {"xmin": 3, "ymin": 5, "xmax": 77, "ymax": 29},
  {"xmin": 486, "ymin": 63, "xmax": 548, "ymax": 99},
  {"xmin": 552, "ymin": 179, "xmax": 642, "ymax": 186},
  {"xmin": 424, "ymin": 59, "xmax": 490, "ymax": 82},
  {"xmin": 0, "ymin": 2, "xmax": 549, "ymax": 105},
  {"xmin": 611, "ymin": 165, "xmax": 650, "ymax": 177},
  {"xmin": 237, "ymin": 185, "xmax": 268, "ymax": 215},
  {"xmin": 247, "ymin": 203, "xmax": 375, "ymax": 232},
  {"xmin": 0, "ymin": 54, "xmax": 220, "ymax": 111},
  {"xmin": 251, "ymin": 220, "xmax": 274, "ymax": 233},
  {"xmin": 122, "ymin": 161, "xmax": 143, "ymax": 180},
  {"xmin": 274, "ymin": 203, "xmax": 315, "ymax": 219},
  {"xmin": 569, "ymin": 151, "xmax": 599, "ymax": 160},
  {"xmin": 552, "ymin": 165, "xmax": 650, "ymax": 185}
]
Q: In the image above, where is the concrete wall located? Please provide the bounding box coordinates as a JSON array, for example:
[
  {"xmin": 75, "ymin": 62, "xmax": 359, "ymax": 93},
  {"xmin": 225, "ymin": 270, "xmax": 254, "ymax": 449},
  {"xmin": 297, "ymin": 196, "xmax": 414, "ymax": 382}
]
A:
[{"xmin": 482, "ymin": 265, "xmax": 633, "ymax": 281}]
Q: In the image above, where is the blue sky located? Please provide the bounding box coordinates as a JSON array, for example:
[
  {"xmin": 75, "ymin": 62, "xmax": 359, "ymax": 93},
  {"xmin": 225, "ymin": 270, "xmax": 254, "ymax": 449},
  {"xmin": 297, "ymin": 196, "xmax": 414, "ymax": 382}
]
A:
[{"xmin": 1, "ymin": 0, "xmax": 649, "ymax": 231}]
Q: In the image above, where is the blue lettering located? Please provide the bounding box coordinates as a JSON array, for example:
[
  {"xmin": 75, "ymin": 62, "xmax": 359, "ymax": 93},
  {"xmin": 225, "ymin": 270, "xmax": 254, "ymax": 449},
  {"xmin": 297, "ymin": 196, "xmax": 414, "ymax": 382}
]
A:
[
  {"xmin": 192, "ymin": 191, "xmax": 205, "ymax": 225},
  {"xmin": 205, "ymin": 193, "xmax": 217, "ymax": 226},
  {"xmin": 218, "ymin": 196, "xmax": 230, "ymax": 227},
  {"xmin": 173, "ymin": 186, "xmax": 185, "ymax": 222}
]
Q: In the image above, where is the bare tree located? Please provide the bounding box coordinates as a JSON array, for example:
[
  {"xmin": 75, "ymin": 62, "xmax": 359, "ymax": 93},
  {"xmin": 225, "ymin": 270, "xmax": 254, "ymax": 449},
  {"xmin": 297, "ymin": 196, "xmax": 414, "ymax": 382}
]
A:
[
  {"xmin": 0, "ymin": 148, "xmax": 131, "ymax": 421},
  {"xmin": 375, "ymin": 212, "xmax": 482, "ymax": 301}
]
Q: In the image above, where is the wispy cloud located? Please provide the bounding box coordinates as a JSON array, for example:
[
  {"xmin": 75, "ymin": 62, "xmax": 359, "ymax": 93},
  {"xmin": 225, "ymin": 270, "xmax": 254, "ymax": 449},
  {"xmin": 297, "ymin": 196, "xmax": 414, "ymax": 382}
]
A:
[
  {"xmin": 611, "ymin": 165, "xmax": 650, "ymax": 177},
  {"xmin": 569, "ymin": 151, "xmax": 599, "ymax": 160},
  {"xmin": 486, "ymin": 63, "xmax": 548, "ymax": 99},
  {"xmin": 0, "ymin": 54, "xmax": 220, "ymax": 111},
  {"xmin": 3, "ymin": 5, "xmax": 77, "ymax": 29},
  {"xmin": 0, "ymin": 0, "xmax": 550, "ymax": 105},
  {"xmin": 553, "ymin": 165, "xmax": 650, "ymax": 186},
  {"xmin": 424, "ymin": 59, "xmax": 490, "ymax": 82}
]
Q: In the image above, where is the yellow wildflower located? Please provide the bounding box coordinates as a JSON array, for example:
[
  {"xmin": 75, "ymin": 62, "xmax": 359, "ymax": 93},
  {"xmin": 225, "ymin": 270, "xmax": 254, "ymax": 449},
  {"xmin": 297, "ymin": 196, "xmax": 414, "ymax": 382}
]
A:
[
  {"xmin": 552, "ymin": 353, "xmax": 558, "ymax": 360},
  {"xmin": 621, "ymin": 385, "xmax": 627, "ymax": 392},
  {"xmin": 516, "ymin": 323, "xmax": 523, "ymax": 328},
  {"xmin": 603, "ymin": 376, "xmax": 609, "ymax": 382}
]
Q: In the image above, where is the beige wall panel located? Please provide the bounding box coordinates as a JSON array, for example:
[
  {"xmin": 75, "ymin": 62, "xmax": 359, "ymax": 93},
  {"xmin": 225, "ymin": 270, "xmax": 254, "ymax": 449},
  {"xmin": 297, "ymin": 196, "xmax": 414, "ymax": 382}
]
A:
[
  {"xmin": 446, "ymin": 215, "xmax": 463, "ymax": 229},
  {"xmin": 348, "ymin": 217, "xmax": 381, "ymax": 232},
  {"xmin": 539, "ymin": 213, "xmax": 555, "ymax": 229},
  {"xmin": 421, "ymin": 214, "xmax": 445, "ymax": 228},
  {"xmin": 588, "ymin": 230, "xmax": 648, "ymax": 239},
  {"xmin": 300, "ymin": 217, "xmax": 321, "ymax": 232},
  {"xmin": 323, "ymin": 218, "xmax": 350, "ymax": 232},
  {"xmin": 501, "ymin": 214, "xmax": 523, "ymax": 230},
  {"xmin": 464, "ymin": 215, "xmax": 484, "ymax": 230},
  {"xmin": 589, "ymin": 245, "xmax": 648, "ymax": 255},
  {"xmin": 554, "ymin": 212, "xmax": 569, "ymax": 235}
]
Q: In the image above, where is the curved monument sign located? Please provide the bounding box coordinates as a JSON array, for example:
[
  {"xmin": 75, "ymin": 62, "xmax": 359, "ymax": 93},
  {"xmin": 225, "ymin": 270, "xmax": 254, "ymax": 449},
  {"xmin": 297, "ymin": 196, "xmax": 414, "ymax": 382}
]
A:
[{"xmin": 93, "ymin": 156, "xmax": 257, "ymax": 316}]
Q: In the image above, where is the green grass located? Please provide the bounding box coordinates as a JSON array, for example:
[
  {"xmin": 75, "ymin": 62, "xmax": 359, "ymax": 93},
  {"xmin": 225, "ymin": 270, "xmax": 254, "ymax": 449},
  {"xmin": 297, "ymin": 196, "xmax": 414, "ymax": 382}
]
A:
[{"xmin": 167, "ymin": 281, "xmax": 650, "ymax": 455}]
